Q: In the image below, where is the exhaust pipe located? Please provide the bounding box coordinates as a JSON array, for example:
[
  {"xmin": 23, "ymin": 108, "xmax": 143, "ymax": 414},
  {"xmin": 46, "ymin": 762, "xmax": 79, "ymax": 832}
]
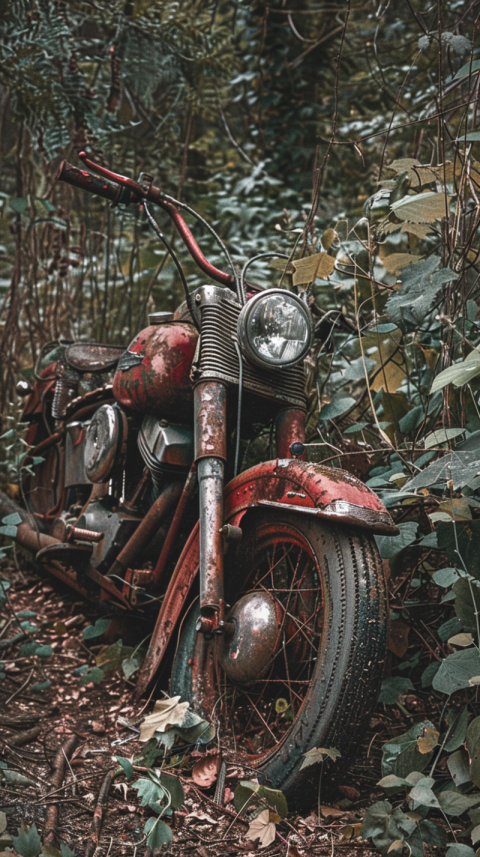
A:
[{"xmin": 0, "ymin": 490, "xmax": 59, "ymax": 555}]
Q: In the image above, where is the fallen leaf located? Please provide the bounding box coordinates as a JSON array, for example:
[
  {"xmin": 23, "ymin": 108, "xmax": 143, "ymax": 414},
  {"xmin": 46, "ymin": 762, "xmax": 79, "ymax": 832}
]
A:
[
  {"xmin": 448, "ymin": 632, "xmax": 474, "ymax": 647},
  {"xmin": 338, "ymin": 785, "xmax": 361, "ymax": 800},
  {"xmin": 192, "ymin": 754, "xmax": 222, "ymax": 788},
  {"xmin": 341, "ymin": 822, "xmax": 363, "ymax": 839},
  {"xmin": 186, "ymin": 811, "xmax": 218, "ymax": 824},
  {"xmin": 387, "ymin": 619, "xmax": 410, "ymax": 658},
  {"xmin": 320, "ymin": 805, "xmax": 345, "ymax": 818},
  {"xmin": 300, "ymin": 746, "xmax": 341, "ymax": 770},
  {"xmin": 139, "ymin": 696, "xmax": 190, "ymax": 742},
  {"xmin": 388, "ymin": 842, "xmax": 404, "ymax": 854},
  {"xmin": 245, "ymin": 809, "xmax": 276, "ymax": 848},
  {"xmin": 417, "ymin": 726, "xmax": 439, "ymax": 754}
]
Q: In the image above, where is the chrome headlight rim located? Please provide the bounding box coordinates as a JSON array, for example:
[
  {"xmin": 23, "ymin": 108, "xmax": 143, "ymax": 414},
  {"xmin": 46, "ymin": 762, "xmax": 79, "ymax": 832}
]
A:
[{"xmin": 237, "ymin": 288, "xmax": 313, "ymax": 370}]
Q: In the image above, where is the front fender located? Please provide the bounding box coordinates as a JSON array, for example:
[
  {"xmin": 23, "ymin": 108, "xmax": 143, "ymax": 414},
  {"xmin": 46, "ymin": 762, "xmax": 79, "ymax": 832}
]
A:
[{"xmin": 224, "ymin": 459, "xmax": 398, "ymax": 535}]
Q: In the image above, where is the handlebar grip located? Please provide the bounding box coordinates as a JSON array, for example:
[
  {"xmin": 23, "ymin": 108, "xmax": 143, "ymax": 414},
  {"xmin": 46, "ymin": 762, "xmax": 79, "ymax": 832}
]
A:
[{"xmin": 57, "ymin": 161, "xmax": 139, "ymax": 205}]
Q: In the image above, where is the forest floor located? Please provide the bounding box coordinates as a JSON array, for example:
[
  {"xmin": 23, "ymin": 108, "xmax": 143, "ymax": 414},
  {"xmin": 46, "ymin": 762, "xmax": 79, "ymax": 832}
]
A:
[{"xmin": 0, "ymin": 557, "xmax": 445, "ymax": 857}]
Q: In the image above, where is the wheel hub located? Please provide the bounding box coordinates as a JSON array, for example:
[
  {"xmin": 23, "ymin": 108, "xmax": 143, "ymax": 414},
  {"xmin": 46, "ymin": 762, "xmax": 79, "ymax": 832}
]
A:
[{"xmin": 219, "ymin": 591, "xmax": 283, "ymax": 684}]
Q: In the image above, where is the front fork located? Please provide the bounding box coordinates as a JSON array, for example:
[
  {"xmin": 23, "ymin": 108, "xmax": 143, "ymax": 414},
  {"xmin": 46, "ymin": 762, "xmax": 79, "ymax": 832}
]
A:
[
  {"xmin": 195, "ymin": 381, "xmax": 227, "ymax": 634},
  {"xmin": 194, "ymin": 378, "xmax": 306, "ymax": 635}
]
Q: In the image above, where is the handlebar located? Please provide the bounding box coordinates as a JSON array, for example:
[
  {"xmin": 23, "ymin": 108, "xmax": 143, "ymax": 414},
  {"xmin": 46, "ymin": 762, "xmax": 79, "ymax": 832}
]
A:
[{"xmin": 57, "ymin": 155, "xmax": 236, "ymax": 290}]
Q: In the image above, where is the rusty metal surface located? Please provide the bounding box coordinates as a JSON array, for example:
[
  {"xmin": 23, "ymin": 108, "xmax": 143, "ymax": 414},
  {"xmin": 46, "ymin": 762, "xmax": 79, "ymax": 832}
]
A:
[
  {"xmin": 107, "ymin": 480, "xmax": 183, "ymax": 578},
  {"xmin": 223, "ymin": 458, "xmax": 398, "ymax": 535},
  {"xmin": 275, "ymin": 408, "xmax": 306, "ymax": 459},
  {"xmin": 64, "ymin": 422, "xmax": 90, "ymax": 487},
  {"xmin": 219, "ymin": 591, "xmax": 283, "ymax": 684},
  {"xmin": 194, "ymin": 381, "xmax": 227, "ymax": 460},
  {"xmin": 197, "ymin": 457, "xmax": 225, "ymax": 620},
  {"xmin": 151, "ymin": 464, "xmax": 197, "ymax": 589},
  {"xmin": 135, "ymin": 522, "xmax": 200, "ymax": 696},
  {"xmin": 113, "ymin": 322, "xmax": 198, "ymax": 422},
  {"xmin": 193, "ymin": 286, "xmax": 307, "ymax": 411}
]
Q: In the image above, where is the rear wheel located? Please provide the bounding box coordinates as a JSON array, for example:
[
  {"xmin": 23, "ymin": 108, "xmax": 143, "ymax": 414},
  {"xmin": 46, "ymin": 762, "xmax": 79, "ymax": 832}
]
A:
[{"xmin": 171, "ymin": 510, "xmax": 387, "ymax": 807}]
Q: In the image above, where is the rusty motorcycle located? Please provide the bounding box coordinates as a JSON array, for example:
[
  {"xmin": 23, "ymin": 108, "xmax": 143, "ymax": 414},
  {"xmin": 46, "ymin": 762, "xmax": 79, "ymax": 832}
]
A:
[{"xmin": 1, "ymin": 152, "xmax": 398, "ymax": 806}]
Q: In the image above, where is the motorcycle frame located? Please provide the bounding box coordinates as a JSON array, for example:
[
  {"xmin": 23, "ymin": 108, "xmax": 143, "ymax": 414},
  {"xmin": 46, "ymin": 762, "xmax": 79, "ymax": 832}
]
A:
[{"xmin": 10, "ymin": 153, "xmax": 398, "ymax": 690}]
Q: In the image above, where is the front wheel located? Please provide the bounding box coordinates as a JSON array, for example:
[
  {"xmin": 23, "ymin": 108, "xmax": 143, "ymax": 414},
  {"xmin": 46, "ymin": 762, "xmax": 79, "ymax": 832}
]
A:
[{"xmin": 171, "ymin": 510, "xmax": 387, "ymax": 808}]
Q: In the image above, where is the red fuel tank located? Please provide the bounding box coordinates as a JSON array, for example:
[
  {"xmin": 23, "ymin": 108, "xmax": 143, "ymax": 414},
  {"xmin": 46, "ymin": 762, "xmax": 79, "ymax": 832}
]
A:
[{"xmin": 113, "ymin": 322, "xmax": 198, "ymax": 422}]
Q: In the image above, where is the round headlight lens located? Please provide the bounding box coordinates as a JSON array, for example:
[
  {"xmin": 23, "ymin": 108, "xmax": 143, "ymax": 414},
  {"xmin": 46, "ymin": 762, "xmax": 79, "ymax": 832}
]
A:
[{"xmin": 237, "ymin": 289, "xmax": 313, "ymax": 369}]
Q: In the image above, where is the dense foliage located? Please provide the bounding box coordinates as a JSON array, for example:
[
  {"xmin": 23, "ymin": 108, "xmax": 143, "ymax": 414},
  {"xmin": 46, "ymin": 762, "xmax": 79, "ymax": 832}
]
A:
[{"xmin": 3, "ymin": 0, "xmax": 480, "ymax": 853}]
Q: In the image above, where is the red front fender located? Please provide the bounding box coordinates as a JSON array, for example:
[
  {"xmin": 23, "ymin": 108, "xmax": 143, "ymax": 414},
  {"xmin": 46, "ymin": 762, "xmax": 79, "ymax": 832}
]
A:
[
  {"xmin": 136, "ymin": 458, "xmax": 396, "ymax": 694},
  {"xmin": 224, "ymin": 459, "xmax": 398, "ymax": 535}
]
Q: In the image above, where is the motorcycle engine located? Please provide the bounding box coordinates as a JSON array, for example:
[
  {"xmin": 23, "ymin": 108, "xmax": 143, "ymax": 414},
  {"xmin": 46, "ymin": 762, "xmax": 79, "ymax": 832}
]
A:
[
  {"xmin": 66, "ymin": 413, "xmax": 193, "ymax": 572},
  {"xmin": 137, "ymin": 416, "xmax": 193, "ymax": 490}
]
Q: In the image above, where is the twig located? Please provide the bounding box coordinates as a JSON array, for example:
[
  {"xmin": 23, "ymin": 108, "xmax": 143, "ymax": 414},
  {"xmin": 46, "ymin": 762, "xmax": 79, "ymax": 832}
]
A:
[
  {"xmin": 0, "ymin": 631, "xmax": 26, "ymax": 649},
  {"xmin": 43, "ymin": 734, "xmax": 80, "ymax": 847},
  {"xmin": 4, "ymin": 724, "xmax": 41, "ymax": 747},
  {"xmin": 84, "ymin": 768, "xmax": 115, "ymax": 857},
  {"xmin": 4, "ymin": 667, "xmax": 34, "ymax": 704}
]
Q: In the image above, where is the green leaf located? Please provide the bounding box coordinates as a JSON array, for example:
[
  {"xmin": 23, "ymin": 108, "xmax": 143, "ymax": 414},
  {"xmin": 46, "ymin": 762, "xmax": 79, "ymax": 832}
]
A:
[
  {"xmin": 9, "ymin": 197, "xmax": 29, "ymax": 214},
  {"xmin": 421, "ymin": 661, "xmax": 440, "ymax": 688},
  {"xmin": 438, "ymin": 790, "xmax": 480, "ymax": 816},
  {"xmin": 433, "ymin": 567, "xmax": 460, "ymax": 587},
  {"xmin": 96, "ymin": 640, "xmax": 133, "ymax": 674},
  {"xmin": 1, "ymin": 512, "xmax": 22, "ymax": 526},
  {"xmin": 431, "ymin": 351, "xmax": 480, "ymax": 393},
  {"xmin": 391, "ymin": 192, "xmax": 449, "ymax": 223},
  {"xmin": 82, "ymin": 618, "xmax": 112, "ymax": 640},
  {"xmin": 446, "ymin": 845, "xmax": 477, "ymax": 857},
  {"xmin": 2, "ymin": 770, "xmax": 35, "ymax": 786},
  {"xmin": 115, "ymin": 756, "xmax": 134, "ymax": 780},
  {"xmin": 132, "ymin": 777, "xmax": 165, "ymax": 809},
  {"xmin": 0, "ymin": 813, "xmax": 6, "ymax": 834},
  {"xmin": 375, "ymin": 522, "xmax": 417, "ymax": 559},
  {"xmin": 35, "ymin": 644, "xmax": 52, "ymax": 657},
  {"xmin": 144, "ymin": 817, "xmax": 172, "ymax": 849},
  {"xmin": 31, "ymin": 680, "xmax": 51, "ymax": 692},
  {"xmin": 467, "ymin": 716, "xmax": 480, "ymax": 788},
  {"xmin": 409, "ymin": 776, "xmax": 440, "ymax": 808},
  {"xmin": 447, "ymin": 748, "xmax": 471, "ymax": 787},
  {"xmin": 60, "ymin": 844, "xmax": 76, "ymax": 857},
  {"xmin": 386, "ymin": 256, "xmax": 458, "ymax": 329},
  {"xmin": 466, "ymin": 132, "xmax": 480, "ymax": 142},
  {"xmin": 122, "ymin": 653, "xmax": 142, "ymax": 680},
  {"xmin": 12, "ymin": 822, "xmax": 42, "ymax": 857},
  {"xmin": 362, "ymin": 801, "xmax": 413, "ymax": 856},
  {"xmin": 433, "ymin": 649, "xmax": 480, "ymax": 695},
  {"xmin": 382, "ymin": 721, "xmax": 436, "ymax": 779},
  {"xmin": 234, "ymin": 781, "xmax": 288, "ymax": 819},
  {"xmin": 159, "ymin": 772, "xmax": 185, "ymax": 810},
  {"xmin": 454, "ymin": 59, "xmax": 480, "ymax": 78},
  {"xmin": 378, "ymin": 676, "xmax": 414, "ymax": 704},
  {"xmin": 403, "ymin": 451, "xmax": 480, "ymax": 492},
  {"xmin": 454, "ymin": 578, "xmax": 480, "ymax": 632},
  {"xmin": 319, "ymin": 396, "xmax": 356, "ymax": 421},
  {"xmin": 80, "ymin": 666, "xmax": 104, "ymax": 685},
  {"xmin": 445, "ymin": 705, "xmax": 468, "ymax": 752},
  {"xmin": 424, "ymin": 428, "xmax": 465, "ymax": 448}
]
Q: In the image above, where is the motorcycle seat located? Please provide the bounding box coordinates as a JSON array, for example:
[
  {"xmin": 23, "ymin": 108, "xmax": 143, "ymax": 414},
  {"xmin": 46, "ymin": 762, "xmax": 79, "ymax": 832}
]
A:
[{"xmin": 65, "ymin": 342, "xmax": 126, "ymax": 373}]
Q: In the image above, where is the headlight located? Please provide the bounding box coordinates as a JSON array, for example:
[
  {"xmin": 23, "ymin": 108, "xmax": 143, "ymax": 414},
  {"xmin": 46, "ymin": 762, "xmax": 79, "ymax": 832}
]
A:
[{"xmin": 237, "ymin": 289, "xmax": 313, "ymax": 369}]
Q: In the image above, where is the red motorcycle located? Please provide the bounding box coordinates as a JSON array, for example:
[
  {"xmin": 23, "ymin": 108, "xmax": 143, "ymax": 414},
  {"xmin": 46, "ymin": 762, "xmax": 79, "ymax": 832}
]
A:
[{"xmin": 1, "ymin": 152, "xmax": 397, "ymax": 806}]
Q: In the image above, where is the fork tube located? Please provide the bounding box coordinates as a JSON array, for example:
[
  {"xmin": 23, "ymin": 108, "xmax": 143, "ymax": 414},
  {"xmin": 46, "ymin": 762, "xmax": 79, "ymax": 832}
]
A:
[{"xmin": 194, "ymin": 380, "xmax": 227, "ymax": 631}]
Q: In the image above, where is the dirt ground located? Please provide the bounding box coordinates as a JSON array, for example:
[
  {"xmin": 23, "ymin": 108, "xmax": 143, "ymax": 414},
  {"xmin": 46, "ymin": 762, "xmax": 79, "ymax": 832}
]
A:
[{"xmin": 0, "ymin": 557, "xmax": 443, "ymax": 857}]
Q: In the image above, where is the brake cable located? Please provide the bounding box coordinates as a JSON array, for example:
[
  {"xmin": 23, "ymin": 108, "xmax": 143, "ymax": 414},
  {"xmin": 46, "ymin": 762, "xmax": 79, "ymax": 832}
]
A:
[
  {"xmin": 159, "ymin": 192, "xmax": 241, "ymax": 302},
  {"xmin": 143, "ymin": 201, "xmax": 199, "ymax": 331}
]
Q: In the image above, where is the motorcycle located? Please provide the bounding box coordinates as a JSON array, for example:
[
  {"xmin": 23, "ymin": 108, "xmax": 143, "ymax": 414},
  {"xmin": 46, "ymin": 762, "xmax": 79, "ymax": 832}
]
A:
[{"xmin": 0, "ymin": 151, "xmax": 397, "ymax": 807}]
